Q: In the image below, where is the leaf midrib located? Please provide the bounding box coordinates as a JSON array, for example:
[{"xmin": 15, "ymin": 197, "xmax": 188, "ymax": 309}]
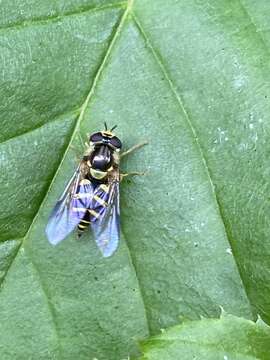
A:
[
  {"xmin": 131, "ymin": 11, "xmax": 253, "ymax": 314},
  {"xmin": 0, "ymin": 1, "xmax": 138, "ymax": 353},
  {"xmin": 0, "ymin": 0, "xmax": 257, "ymax": 353}
]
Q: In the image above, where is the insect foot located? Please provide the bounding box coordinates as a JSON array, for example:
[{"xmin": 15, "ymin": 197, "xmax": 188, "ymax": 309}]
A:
[
  {"xmin": 120, "ymin": 141, "xmax": 148, "ymax": 158},
  {"xmin": 120, "ymin": 171, "xmax": 147, "ymax": 181}
]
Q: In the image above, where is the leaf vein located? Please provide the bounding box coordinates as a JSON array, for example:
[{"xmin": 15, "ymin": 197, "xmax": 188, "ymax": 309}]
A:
[
  {"xmin": 121, "ymin": 228, "xmax": 150, "ymax": 334},
  {"xmin": 0, "ymin": 239, "xmax": 22, "ymax": 288},
  {"xmin": 0, "ymin": 3, "xmax": 133, "ymax": 356},
  {"xmin": 237, "ymin": 0, "xmax": 270, "ymax": 57},
  {"xmin": 0, "ymin": 108, "xmax": 80, "ymax": 147},
  {"xmin": 25, "ymin": 249, "xmax": 63, "ymax": 357},
  {"xmin": 0, "ymin": 1, "xmax": 127, "ymax": 32},
  {"xmin": 132, "ymin": 12, "xmax": 252, "ymax": 312}
]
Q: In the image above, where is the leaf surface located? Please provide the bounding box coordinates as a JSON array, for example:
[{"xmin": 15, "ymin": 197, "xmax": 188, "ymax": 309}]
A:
[
  {"xmin": 140, "ymin": 314, "xmax": 270, "ymax": 360},
  {"xmin": 0, "ymin": 0, "xmax": 269, "ymax": 359}
]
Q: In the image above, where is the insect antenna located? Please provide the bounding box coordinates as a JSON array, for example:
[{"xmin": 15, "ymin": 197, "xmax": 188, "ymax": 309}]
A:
[
  {"xmin": 104, "ymin": 122, "xmax": 108, "ymax": 131},
  {"xmin": 110, "ymin": 125, "xmax": 117, "ymax": 132}
]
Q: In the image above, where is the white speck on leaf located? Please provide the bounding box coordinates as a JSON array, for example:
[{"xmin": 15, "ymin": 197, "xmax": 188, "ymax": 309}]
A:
[
  {"xmin": 238, "ymin": 142, "xmax": 248, "ymax": 151},
  {"xmin": 226, "ymin": 248, "xmax": 232, "ymax": 255},
  {"xmin": 233, "ymin": 76, "xmax": 246, "ymax": 90},
  {"xmin": 252, "ymin": 133, "xmax": 258, "ymax": 143},
  {"xmin": 217, "ymin": 128, "xmax": 227, "ymax": 143}
]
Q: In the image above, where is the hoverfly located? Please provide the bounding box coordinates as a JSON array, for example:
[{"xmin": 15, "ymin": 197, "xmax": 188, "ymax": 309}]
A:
[{"xmin": 46, "ymin": 123, "xmax": 146, "ymax": 257}]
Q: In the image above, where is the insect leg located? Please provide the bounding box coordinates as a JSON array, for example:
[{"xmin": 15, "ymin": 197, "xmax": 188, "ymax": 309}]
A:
[
  {"xmin": 70, "ymin": 132, "xmax": 88, "ymax": 160},
  {"xmin": 76, "ymin": 131, "xmax": 91, "ymax": 151},
  {"xmin": 70, "ymin": 145, "xmax": 82, "ymax": 162},
  {"xmin": 120, "ymin": 171, "xmax": 147, "ymax": 181},
  {"xmin": 120, "ymin": 141, "xmax": 148, "ymax": 158}
]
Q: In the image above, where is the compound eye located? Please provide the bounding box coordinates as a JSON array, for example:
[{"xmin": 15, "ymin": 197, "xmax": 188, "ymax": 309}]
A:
[
  {"xmin": 110, "ymin": 136, "xmax": 122, "ymax": 149},
  {"xmin": 89, "ymin": 132, "xmax": 103, "ymax": 143}
]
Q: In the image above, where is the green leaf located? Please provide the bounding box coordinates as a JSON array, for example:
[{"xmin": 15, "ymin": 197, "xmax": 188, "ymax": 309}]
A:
[
  {"xmin": 0, "ymin": 0, "xmax": 270, "ymax": 359},
  {"xmin": 140, "ymin": 313, "xmax": 270, "ymax": 360}
]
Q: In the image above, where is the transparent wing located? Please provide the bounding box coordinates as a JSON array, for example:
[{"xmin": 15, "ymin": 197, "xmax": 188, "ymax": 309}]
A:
[
  {"xmin": 45, "ymin": 163, "xmax": 93, "ymax": 245},
  {"xmin": 90, "ymin": 180, "xmax": 120, "ymax": 257}
]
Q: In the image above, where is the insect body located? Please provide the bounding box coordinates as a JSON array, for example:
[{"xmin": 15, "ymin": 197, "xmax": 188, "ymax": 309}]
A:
[{"xmin": 46, "ymin": 124, "xmax": 123, "ymax": 257}]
